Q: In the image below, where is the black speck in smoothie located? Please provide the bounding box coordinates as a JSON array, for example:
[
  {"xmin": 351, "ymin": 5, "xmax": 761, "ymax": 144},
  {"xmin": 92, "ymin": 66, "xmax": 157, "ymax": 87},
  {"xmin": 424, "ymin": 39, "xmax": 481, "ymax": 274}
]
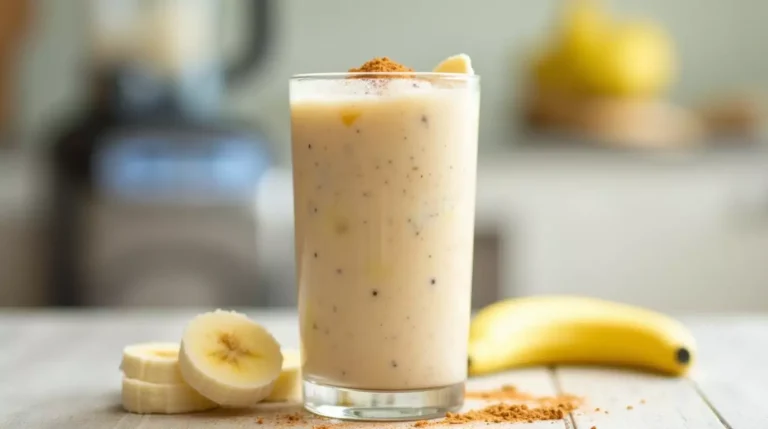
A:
[
  {"xmin": 372, "ymin": 289, "xmax": 379, "ymax": 297},
  {"xmin": 341, "ymin": 370, "xmax": 347, "ymax": 376},
  {"xmin": 415, "ymin": 231, "xmax": 420, "ymax": 237},
  {"xmin": 420, "ymin": 115, "xmax": 429, "ymax": 127},
  {"xmin": 391, "ymin": 360, "xmax": 398, "ymax": 368},
  {"xmin": 314, "ymin": 161, "xmax": 319, "ymax": 167},
  {"xmin": 420, "ymin": 174, "xmax": 424, "ymax": 179},
  {"xmin": 375, "ymin": 164, "xmax": 380, "ymax": 170},
  {"xmin": 403, "ymin": 136, "xmax": 408, "ymax": 141},
  {"xmin": 356, "ymin": 129, "xmax": 361, "ymax": 134},
  {"xmin": 313, "ymin": 207, "xmax": 318, "ymax": 214},
  {"xmin": 324, "ymin": 328, "xmax": 330, "ymax": 335},
  {"xmin": 406, "ymin": 315, "xmax": 411, "ymax": 321},
  {"xmin": 388, "ymin": 159, "xmax": 393, "ymax": 165},
  {"xmin": 336, "ymin": 268, "xmax": 343, "ymax": 275},
  {"xmin": 363, "ymin": 220, "xmax": 368, "ymax": 225},
  {"xmin": 362, "ymin": 191, "xmax": 371, "ymax": 197},
  {"xmin": 428, "ymin": 254, "xmax": 432, "ymax": 259},
  {"xmin": 332, "ymin": 305, "xmax": 338, "ymax": 313},
  {"xmin": 384, "ymin": 180, "xmax": 389, "ymax": 185},
  {"xmin": 312, "ymin": 323, "xmax": 318, "ymax": 330},
  {"xmin": 430, "ymin": 277, "xmax": 437, "ymax": 285},
  {"xmin": 308, "ymin": 144, "xmax": 312, "ymax": 149},
  {"xmin": 402, "ymin": 189, "xmax": 407, "ymax": 195},
  {"xmin": 314, "ymin": 252, "xmax": 318, "ymax": 258}
]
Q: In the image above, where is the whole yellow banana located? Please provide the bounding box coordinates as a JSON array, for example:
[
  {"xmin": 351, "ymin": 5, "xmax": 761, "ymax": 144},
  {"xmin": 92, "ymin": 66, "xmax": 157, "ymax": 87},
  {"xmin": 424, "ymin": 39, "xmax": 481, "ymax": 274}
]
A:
[{"xmin": 469, "ymin": 296, "xmax": 695, "ymax": 376}]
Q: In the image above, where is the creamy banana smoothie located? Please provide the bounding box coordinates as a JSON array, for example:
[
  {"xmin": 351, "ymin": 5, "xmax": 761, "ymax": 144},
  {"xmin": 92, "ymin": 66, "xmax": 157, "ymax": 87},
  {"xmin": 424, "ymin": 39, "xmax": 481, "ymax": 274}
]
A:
[{"xmin": 290, "ymin": 56, "xmax": 480, "ymax": 420}]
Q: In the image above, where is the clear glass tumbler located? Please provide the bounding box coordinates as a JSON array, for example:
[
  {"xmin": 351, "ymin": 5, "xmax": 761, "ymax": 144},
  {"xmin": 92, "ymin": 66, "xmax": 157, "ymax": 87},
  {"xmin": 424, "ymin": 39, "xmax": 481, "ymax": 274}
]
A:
[{"xmin": 290, "ymin": 72, "xmax": 480, "ymax": 421}]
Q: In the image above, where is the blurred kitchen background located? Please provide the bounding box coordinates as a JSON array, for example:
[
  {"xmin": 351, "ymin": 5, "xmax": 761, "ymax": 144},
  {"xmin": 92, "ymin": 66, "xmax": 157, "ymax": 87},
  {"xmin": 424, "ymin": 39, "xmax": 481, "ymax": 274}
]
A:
[{"xmin": 2, "ymin": 0, "xmax": 768, "ymax": 312}]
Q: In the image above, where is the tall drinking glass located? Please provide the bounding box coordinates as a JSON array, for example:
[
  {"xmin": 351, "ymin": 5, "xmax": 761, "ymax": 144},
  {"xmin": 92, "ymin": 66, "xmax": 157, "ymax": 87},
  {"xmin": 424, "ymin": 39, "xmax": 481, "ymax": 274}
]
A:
[{"xmin": 290, "ymin": 72, "xmax": 480, "ymax": 421}]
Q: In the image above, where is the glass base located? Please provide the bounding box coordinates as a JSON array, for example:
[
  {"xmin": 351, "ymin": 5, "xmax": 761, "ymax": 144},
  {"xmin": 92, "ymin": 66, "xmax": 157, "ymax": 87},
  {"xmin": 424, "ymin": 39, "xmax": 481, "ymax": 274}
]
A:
[{"xmin": 302, "ymin": 379, "xmax": 464, "ymax": 421}]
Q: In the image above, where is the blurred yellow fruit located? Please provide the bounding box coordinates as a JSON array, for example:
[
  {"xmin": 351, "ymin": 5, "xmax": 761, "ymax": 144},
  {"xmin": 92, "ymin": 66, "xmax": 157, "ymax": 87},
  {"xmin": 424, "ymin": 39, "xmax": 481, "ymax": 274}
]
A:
[
  {"xmin": 532, "ymin": 0, "xmax": 610, "ymax": 94},
  {"xmin": 531, "ymin": 49, "xmax": 573, "ymax": 92},
  {"xmin": 529, "ymin": 0, "xmax": 677, "ymax": 98},
  {"xmin": 578, "ymin": 20, "xmax": 677, "ymax": 97},
  {"xmin": 557, "ymin": 0, "xmax": 611, "ymax": 62}
]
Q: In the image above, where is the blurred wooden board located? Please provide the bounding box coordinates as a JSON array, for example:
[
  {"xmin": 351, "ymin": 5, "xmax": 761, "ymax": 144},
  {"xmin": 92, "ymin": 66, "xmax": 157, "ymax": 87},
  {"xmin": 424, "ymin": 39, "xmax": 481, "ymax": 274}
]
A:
[{"xmin": 522, "ymin": 89, "xmax": 706, "ymax": 150}]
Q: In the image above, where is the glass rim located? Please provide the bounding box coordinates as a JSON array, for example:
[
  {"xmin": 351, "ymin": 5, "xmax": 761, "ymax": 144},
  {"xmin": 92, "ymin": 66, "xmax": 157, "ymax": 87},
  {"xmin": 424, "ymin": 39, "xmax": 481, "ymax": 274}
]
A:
[{"xmin": 290, "ymin": 72, "xmax": 480, "ymax": 81}]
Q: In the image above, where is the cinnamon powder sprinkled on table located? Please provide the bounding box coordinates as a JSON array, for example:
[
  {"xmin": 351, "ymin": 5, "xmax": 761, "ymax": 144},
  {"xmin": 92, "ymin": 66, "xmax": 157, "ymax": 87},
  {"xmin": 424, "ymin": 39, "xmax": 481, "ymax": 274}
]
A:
[
  {"xmin": 413, "ymin": 384, "xmax": 583, "ymax": 426},
  {"xmin": 465, "ymin": 384, "xmax": 583, "ymax": 407},
  {"xmin": 270, "ymin": 412, "xmax": 307, "ymax": 425},
  {"xmin": 442, "ymin": 403, "xmax": 574, "ymax": 424}
]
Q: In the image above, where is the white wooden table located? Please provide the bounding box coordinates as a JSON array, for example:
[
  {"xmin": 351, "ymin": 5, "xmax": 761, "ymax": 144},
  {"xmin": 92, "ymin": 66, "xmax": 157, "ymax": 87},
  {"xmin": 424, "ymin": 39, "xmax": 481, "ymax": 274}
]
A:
[{"xmin": 0, "ymin": 309, "xmax": 764, "ymax": 428}]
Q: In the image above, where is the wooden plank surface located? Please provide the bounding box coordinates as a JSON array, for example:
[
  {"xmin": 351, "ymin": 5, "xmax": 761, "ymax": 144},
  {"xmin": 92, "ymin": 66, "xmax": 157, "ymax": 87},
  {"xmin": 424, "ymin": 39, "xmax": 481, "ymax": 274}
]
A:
[
  {"xmin": 688, "ymin": 316, "xmax": 768, "ymax": 429},
  {"xmin": 0, "ymin": 310, "xmax": 764, "ymax": 428},
  {"xmin": 555, "ymin": 367, "xmax": 725, "ymax": 429}
]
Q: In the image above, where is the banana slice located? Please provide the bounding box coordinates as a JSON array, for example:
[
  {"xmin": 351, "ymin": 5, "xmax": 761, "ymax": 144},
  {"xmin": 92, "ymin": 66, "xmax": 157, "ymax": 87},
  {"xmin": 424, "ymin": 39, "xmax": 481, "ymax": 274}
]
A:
[
  {"xmin": 433, "ymin": 53, "xmax": 475, "ymax": 74},
  {"xmin": 178, "ymin": 310, "xmax": 283, "ymax": 407},
  {"xmin": 122, "ymin": 377, "xmax": 217, "ymax": 414},
  {"xmin": 121, "ymin": 342, "xmax": 183, "ymax": 384},
  {"xmin": 265, "ymin": 349, "xmax": 302, "ymax": 402}
]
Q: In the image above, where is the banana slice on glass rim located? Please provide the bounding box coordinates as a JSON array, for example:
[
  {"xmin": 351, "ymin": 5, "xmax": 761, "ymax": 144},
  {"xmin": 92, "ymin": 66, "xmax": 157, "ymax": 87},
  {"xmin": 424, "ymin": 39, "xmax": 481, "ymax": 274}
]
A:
[
  {"xmin": 178, "ymin": 310, "xmax": 283, "ymax": 407},
  {"xmin": 433, "ymin": 53, "xmax": 475, "ymax": 74}
]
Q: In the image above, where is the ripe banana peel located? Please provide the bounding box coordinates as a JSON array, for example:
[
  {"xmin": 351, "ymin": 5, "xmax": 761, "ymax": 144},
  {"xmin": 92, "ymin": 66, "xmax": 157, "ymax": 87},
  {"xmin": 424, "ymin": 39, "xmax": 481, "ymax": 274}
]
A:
[{"xmin": 468, "ymin": 296, "xmax": 696, "ymax": 377}]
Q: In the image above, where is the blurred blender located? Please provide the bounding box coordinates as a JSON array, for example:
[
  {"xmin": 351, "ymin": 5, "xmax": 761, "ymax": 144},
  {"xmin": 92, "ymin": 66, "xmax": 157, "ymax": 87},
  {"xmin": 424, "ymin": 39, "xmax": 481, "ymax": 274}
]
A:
[{"xmin": 47, "ymin": 0, "xmax": 274, "ymax": 306}]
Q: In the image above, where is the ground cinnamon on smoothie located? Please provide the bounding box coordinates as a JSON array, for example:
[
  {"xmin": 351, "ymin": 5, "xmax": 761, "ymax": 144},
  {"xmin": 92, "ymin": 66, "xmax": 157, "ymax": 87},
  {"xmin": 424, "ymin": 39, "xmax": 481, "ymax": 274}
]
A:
[{"xmin": 349, "ymin": 57, "xmax": 413, "ymax": 74}]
